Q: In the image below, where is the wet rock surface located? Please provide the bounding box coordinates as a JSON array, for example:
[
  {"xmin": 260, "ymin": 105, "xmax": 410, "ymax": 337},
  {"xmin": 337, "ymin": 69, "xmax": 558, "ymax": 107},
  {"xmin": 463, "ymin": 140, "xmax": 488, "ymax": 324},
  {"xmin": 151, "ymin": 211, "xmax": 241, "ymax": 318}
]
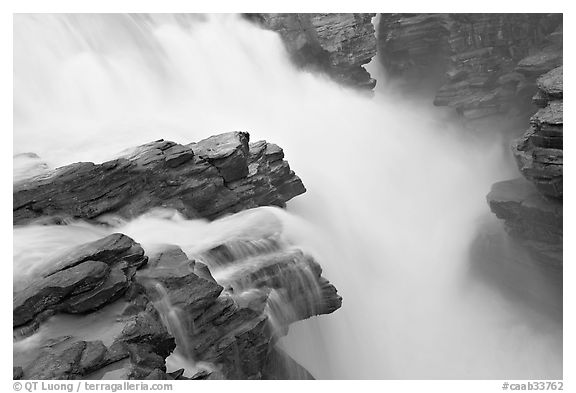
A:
[
  {"xmin": 13, "ymin": 233, "xmax": 147, "ymax": 329},
  {"xmin": 246, "ymin": 13, "xmax": 377, "ymax": 90},
  {"xmin": 13, "ymin": 232, "xmax": 341, "ymax": 380},
  {"xmin": 512, "ymin": 66, "xmax": 563, "ymax": 199},
  {"xmin": 13, "ymin": 132, "xmax": 306, "ymax": 225}
]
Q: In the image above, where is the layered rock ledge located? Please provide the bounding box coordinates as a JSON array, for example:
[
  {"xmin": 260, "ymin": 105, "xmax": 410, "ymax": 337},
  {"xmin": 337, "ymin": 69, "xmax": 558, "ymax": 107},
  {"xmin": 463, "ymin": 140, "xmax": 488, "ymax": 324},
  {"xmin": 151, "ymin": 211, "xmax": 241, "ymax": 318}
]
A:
[
  {"xmin": 487, "ymin": 178, "xmax": 562, "ymax": 268},
  {"xmin": 245, "ymin": 13, "xmax": 377, "ymax": 90},
  {"xmin": 13, "ymin": 233, "xmax": 342, "ymax": 380},
  {"xmin": 512, "ymin": 66, "xmax": 563, "ymax": 199},
  {"xmin": 13, "ymin": 132, "xmax": 305, "ymax": 225}
]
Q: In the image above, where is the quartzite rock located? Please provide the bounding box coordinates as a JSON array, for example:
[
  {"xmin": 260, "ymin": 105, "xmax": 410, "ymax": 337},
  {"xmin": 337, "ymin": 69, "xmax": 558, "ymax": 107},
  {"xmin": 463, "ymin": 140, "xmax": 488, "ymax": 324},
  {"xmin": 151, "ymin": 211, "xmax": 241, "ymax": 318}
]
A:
[{"xmin": 13, "ymin": 132, "xmax": 305, "ymax": 225}]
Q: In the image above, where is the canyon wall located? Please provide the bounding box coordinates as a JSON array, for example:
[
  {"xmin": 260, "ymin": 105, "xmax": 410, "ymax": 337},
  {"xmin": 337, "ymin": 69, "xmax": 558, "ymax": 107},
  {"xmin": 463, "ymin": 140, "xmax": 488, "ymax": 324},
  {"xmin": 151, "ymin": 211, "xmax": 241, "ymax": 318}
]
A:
[
  {"xmin": 378, "ymin": 13, "xmax": 562, "ymax": 129},
  {"xmin": 377, "ymin": 13, "xmax": 563, "ymax": 304}
]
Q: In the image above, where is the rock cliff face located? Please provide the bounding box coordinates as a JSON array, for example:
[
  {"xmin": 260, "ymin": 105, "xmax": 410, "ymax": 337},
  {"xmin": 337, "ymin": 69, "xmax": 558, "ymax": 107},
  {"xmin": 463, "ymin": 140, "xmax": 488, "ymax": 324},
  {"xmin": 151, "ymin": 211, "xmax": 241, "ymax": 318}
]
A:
[
  {"xmin": 485, "ymin": 50, "xmax": 562, "ymax": 278},
  {"xmin": 13, "ymin": 132, "xmax": 305, "ymax": 225},
  {"xmin": 377, "ymin": 14, "xmax": 563, "ymax": 296},
  {"xmin": 486, "ymin": 64, "xmax": 563, "ymax": 268},
  {"xmin": 378, "ymin": 13, "xmax": 562, "ymax": 127},
  {"xmin": 245, "ymin": 13, "xmax": 377, "ymax": 90}
]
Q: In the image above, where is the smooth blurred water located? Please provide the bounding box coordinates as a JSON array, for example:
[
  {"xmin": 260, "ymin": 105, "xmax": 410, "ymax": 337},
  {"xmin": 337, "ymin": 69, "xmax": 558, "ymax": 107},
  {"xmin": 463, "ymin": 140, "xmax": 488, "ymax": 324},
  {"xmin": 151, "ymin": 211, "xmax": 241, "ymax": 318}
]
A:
[{"xmin": 13, "ymin": 13, "xmax": 561, "ymax": 379}]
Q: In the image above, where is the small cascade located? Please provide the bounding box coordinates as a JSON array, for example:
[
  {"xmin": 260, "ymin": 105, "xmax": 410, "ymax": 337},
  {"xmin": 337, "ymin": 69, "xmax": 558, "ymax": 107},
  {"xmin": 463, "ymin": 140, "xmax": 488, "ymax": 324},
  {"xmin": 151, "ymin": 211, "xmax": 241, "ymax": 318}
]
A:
[
  {"xmin": 198, "ymin": 237, "xmax": 335, "ymax": 337},
  {"xmin": 147, "ymin": 281, "xmax": 217, "ymax": 378},
  {"xmin": 151, "ymin": 282, "xmax": 194, "ymax": 360}
]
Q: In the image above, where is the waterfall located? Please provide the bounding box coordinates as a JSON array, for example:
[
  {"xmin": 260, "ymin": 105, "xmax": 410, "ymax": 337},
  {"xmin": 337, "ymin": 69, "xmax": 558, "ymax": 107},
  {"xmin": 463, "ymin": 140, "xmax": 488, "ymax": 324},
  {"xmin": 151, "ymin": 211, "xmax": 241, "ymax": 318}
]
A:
[{"xmin": 13, "ymin": 13, "xmax": 562, "ymax": 379}]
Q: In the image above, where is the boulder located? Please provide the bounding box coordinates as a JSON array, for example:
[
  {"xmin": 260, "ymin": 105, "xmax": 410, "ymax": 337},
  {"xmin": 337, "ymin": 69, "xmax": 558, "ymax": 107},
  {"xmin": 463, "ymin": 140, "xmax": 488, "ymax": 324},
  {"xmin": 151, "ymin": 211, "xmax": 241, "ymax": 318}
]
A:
[{"xmin": 13, "ymin": 132, "xmax": 306, "ymax": 225}]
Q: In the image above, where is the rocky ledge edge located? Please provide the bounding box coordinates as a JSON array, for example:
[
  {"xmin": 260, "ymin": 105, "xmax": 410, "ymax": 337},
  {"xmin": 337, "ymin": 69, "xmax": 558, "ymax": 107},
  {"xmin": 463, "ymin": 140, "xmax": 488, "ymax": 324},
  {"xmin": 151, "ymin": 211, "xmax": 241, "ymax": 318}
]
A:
[
  {"xmin": 13, "ymin": 233, "xmax": 342, "ymax": 380},
  {"xmin": 14, "ymin": 132, "xmax": 305, "ymax": 225}
]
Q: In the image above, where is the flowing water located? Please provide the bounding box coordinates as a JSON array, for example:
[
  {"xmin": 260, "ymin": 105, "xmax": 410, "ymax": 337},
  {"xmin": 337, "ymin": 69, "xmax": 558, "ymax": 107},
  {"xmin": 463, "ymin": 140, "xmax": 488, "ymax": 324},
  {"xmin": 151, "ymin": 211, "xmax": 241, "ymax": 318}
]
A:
[{"xmin": 13, "ymin": 13, "xmax": 562, "ymax": 379}]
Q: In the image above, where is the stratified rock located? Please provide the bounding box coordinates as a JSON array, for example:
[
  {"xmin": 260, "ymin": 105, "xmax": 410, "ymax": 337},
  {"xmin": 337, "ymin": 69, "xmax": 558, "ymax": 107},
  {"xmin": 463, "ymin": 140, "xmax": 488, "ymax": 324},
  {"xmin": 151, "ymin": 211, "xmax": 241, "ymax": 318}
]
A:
[
  {"xmin": 189, "ymin": 132, "xmax": 249, "ymax": 182},
  {"xmin": 14, "ymin": 229, "xmax": 340, "ymax": 380},
  {"xmin": 13, "ymin": 261, "xmax": 110, "ymax": 327},
  {"xmin": 246, "ymin": 13, "xmax": 377, "ymax": 89},
  {"xmin": 516, "ymin": 48, "xmax": 563, "ymax": 77},
  {"xmin": 377, "ymin": 13, "xmax": 562, "ymax": 126},
  {"xmin": 43, "ymin": 233, "xmax": 147, "ymax": 277},
  {"xmin": 205, "ymin": 239, "xmax": 342, "ymax": 327},
  {"xmin": 485, "ymin": 48, "xmax": 562, "ymax": 296},
  {"xmin": 134, "ymin": 238, "xmax": 341, "ymax": 379},
  {"xmin": 13, "ymin": 233, "xmax": 147, "ymax": 328},
  {"xmin": 61, "ymin": 264, "xmax": 131, "ymax": 313},
  {"xmin": 487, "ymin": 178, "xmax": 562, "ymax": 268},
  {"xmin": 436, "ymin": 14, "xmax": 561, "ymax": 124},
  {"xmin": 512, "ymin": 67, "xmax": 563, "ymax": 199},
  {"xmin": 13, "ymin": 132, "xmax": 305, "ymax": 225},
  {"xmin": 18, "ymin": 339, "xmax": 122, "ymax": 380},
  {"xmin": 536, "ymin": 65, "xmax": 563, "ymax": 99}
]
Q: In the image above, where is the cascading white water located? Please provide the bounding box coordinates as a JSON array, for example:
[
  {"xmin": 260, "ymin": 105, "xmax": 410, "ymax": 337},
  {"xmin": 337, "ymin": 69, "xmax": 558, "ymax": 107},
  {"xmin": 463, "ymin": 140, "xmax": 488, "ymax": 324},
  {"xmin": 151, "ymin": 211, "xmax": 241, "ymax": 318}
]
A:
[{"xmin": 13, "ymin": 13, "xmax": 562, "ymax": 379}]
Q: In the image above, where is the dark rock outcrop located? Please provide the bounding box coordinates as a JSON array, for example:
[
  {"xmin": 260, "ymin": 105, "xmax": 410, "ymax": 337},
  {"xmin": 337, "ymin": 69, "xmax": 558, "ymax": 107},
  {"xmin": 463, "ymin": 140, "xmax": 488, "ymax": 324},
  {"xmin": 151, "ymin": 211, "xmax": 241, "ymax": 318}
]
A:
[
  {"xmin": 512, "ymin": 66, "xmax": 563, "ymax": 199},
  {"xmin": 246, "ymin": 13, "xmax": 377, "ymax": 90},
  {"xmin": 14, "ymin": 232, "xmax": 342, "ymax": 380},
  {"xmin": 13, "ymin": 233, "xmax": 147, "ymax": 330},
  {"xmin": 13, "ymin": 132, "xmax": 305, "ymax": 225},
  {"xmin": 137, "ymin": 237, "xmax": 341, "ymax": 379},
  {"xmin": 487, "ymin": 178, "xmax": 562, "ymax": 268},
  {"xmin": 22, "ymin": 339, "xmax": 119, "ymax": 380}
]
